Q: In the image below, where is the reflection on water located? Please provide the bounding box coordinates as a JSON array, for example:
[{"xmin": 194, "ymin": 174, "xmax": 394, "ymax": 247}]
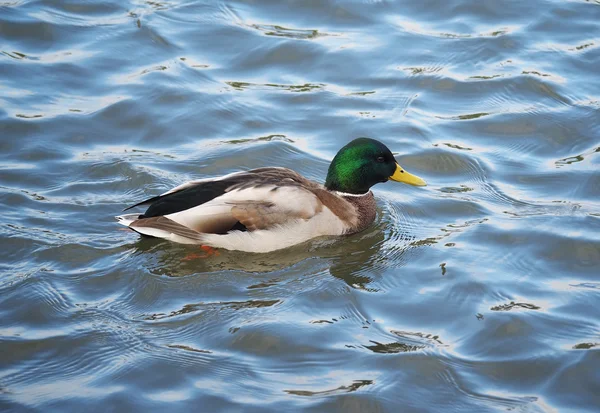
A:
[{"xmin": 1, "ymin": 0, "xmax": 600, "ymax": 411}]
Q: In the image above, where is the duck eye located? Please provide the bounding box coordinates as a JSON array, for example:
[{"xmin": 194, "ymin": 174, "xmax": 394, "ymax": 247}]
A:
[{"xmin": 376, "ymin": 156, "xmax": 385, "ymax": 163}]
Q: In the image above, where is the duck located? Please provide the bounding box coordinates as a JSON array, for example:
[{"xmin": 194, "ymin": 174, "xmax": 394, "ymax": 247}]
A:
[{"xmin": 116, "ymin": 138, "xmax": 426, "ymax": 253}]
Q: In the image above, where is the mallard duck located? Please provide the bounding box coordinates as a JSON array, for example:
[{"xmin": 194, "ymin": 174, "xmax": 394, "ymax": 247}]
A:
[{"xmin": 117, "ymin": 138, "xmax": 426, "ymax": 253}]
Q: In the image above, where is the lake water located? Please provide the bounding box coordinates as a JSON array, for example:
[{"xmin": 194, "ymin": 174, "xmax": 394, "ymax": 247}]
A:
[{"xmin": 1, "ymin": 0, "xmax": 599, "ymax": 411}]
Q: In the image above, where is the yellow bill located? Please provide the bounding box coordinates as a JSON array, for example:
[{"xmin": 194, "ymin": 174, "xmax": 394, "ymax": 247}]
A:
[{"xmin": 389, "ymin": 163, "xmax": 427, "ymax": 186}]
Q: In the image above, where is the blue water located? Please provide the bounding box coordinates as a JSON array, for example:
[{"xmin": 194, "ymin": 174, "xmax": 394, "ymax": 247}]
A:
[{"xmin": 1, "ymin": 0, "xmax": 599, "ymax": 411}]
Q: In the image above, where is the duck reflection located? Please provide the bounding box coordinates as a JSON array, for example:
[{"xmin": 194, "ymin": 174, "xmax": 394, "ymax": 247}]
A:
[{"xmin": 126, "ymin": 205, "xmax": 413, "ymax": 291}]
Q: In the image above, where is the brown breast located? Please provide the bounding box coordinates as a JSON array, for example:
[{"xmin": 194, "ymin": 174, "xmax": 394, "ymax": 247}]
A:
[{"xmin": 342, "ymin": 191, "xmax": 377, "ymax": 234}]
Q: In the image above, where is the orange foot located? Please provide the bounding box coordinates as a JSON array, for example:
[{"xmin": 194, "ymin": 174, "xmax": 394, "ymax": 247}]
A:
[{"xmin": 182, "ymin": 245, "xmax": 220, "ymax": 261}]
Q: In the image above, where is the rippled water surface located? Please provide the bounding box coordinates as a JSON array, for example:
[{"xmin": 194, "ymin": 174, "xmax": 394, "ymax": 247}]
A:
[{"xmin": 1, "ymin": 0, "xmax": 600, "ymax": 411}]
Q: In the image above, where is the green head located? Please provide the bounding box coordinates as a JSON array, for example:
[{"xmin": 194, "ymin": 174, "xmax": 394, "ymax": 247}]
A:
[{"xmin": 325, "ymin": 138, "xmax": 426, "ymax": 194}]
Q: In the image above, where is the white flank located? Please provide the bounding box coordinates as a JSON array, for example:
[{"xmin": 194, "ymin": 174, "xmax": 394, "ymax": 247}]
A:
[
  {"xmin": 200, "ymin": 207, "xmax": 348, "ymax": 253},
  {"xmin": 164, "ymin": 185, "xmax": 320, "ymax": 231}
]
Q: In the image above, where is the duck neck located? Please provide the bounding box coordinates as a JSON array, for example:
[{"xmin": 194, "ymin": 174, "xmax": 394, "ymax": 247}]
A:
[{"xmin": 342, "ymin": 191, "xmax": 377, "ymax": 233}]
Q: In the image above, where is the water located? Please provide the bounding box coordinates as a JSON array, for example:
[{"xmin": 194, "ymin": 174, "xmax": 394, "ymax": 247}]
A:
[{"xmin": 1, "ymin": 0, "xmax": 599, "ymax": 411}]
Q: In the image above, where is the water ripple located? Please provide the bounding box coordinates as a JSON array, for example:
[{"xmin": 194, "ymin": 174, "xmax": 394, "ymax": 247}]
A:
[{"xmin": 2, "ymin": 0, "xmax": 600, "ymax": 411}]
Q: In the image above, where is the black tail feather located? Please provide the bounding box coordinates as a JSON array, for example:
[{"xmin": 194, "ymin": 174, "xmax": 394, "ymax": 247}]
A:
[{"xmin": 122, "ymin": 195, "xmax": 163, "ymax": 212}]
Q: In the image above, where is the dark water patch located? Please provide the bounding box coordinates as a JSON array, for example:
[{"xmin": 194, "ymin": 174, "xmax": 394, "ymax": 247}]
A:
[
  {"xmin": 437, "ymin": 142, "xmax": 473, "ymax": 151},
  {"xmin": 166, "ymin": 344, "xmax": 212, "ymax": 354},
  {"xmin": 570, "ymin": 282, "xmax": 600, "ymax": 290},
  {"xmin": 364, "ymin": 340, "xmax": 425, "ymax": 354},
  {"xmin": 222, "ymin": 134, "xmax": 292, "ymax": 145},
  {"xmin": 468, "ymin": 74, "xmax": 503, "ymax": 80},
  {"xmin": 347, "ymin": 90, "xmax": 376, "ymax": 96},
  {"xmin": 141, "ymin": 299, "xmax": 281, "ymax": 322},
  {"xmin": 284, "ymin": 379, "xmax": 373, "ymax": 397},
  {"xmin": 439, "ymin": 185, "xmax": 474, "ymax": 193},
  {"xmin": 490, "ymin": 302, "xmax": 541, "ymax": 312},
  {"xmin": 246, "ymin": 23, "xmax": 338, "ymax": 40},
  {"xmin": 555, "ymin": 145, "xmax": 600, "ymax": 167},
  {"xmin": 439, "ymin": 112, "xmax": 491, "ymax": 121},
  {"xmin": 226, "ymin": 81, "xmax": 325, "ymax": 93}
]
